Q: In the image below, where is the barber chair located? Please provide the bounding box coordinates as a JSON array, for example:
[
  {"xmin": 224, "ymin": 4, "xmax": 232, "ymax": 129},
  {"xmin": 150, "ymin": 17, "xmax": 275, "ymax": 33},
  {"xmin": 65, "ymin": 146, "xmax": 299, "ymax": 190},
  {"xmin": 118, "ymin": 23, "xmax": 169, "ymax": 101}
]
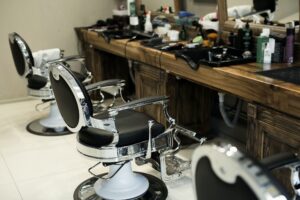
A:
[
  {"xmin": 49, "ymin": 62, "xmax": 205, "ymax": 200},
  {"xmin": 8, "ymin": 32, "xmax": 107, "ymax": 135},
  {"xmin": 192, "ymin": 140, "xmax": 300, "ymax": 200}
]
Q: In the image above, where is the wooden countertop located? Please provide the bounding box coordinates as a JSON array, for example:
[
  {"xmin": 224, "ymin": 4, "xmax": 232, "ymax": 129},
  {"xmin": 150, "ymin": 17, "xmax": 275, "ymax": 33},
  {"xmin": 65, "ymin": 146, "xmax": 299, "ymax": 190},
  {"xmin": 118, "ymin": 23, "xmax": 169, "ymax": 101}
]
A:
[{"xmin": 81, "ymin": 29, "xmax": 300, "ymax": 118}]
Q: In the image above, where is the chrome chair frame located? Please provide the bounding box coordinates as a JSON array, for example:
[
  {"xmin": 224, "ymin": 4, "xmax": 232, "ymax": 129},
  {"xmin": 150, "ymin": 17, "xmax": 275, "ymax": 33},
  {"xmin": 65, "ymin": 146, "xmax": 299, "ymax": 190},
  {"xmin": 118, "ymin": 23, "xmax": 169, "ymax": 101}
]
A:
[
  {"xmin": 51, "ymin": 63, "xmax": 174, "ymax": 160},
  {"xmin": 8, "ymin": 32, "xmax": 123, "ymax": 135},
  {"xmin": 50, "ymin": 63, "xmax": 206, "ymax": 199}
]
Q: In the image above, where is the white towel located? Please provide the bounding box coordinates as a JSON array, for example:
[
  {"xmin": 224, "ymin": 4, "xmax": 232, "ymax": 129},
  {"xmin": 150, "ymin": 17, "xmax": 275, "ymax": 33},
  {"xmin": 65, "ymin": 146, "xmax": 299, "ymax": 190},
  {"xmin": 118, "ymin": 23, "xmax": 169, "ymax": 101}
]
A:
[{"xmin": 33, "ymin": 48, "xmax": 61, "ymax": 68}]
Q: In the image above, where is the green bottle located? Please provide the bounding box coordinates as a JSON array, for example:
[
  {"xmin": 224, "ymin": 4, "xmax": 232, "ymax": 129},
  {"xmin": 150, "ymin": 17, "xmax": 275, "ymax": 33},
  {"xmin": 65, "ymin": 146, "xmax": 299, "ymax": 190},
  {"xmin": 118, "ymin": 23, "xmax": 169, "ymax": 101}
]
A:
[{"xmin": 256, "ymin": 28, "xmax": 270, "ymax": 63}]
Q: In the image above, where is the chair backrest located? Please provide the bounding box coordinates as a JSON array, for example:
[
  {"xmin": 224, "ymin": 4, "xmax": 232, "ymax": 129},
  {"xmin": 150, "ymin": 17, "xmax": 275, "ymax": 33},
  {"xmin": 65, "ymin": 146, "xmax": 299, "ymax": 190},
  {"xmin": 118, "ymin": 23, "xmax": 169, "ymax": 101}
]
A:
[
  {"xmin": 192, "ymin": 140, "xmax": 289, "ymax": 200},
  {"xmin": 49, "ymin": 62, "xmax": 93, "ymax": 132},
  {"xmin": 8, "ymin": 32, "xmax": 34, "ymax": 77}
]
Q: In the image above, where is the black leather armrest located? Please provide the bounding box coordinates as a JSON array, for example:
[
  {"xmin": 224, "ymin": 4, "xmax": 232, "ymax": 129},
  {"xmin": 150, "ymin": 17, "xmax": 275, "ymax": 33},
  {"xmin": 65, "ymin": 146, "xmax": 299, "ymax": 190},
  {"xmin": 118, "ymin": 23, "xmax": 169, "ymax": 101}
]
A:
[
  {"xmin": 261, "ymin": 152, "xmax": 300, "ymax": 170},
  {"xmin": 85, "ymin": 79, "xmax": 125, "ymax": 91},
  {"xmin": 108, "ymin": 96, "xmax": 169, "ymax": 114}
]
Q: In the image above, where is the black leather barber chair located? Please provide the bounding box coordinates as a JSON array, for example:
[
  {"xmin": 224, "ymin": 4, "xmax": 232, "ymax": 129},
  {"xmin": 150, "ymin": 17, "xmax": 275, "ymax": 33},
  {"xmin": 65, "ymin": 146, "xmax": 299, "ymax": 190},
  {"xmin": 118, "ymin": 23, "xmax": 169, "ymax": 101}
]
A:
[
  {"xmin": 8, "ymin": 32, "xmax": 123, "ymax": 136},
  {"xmin": 192, "ymin": 140, "xmax": 300, "ymax": 200},
  {"xmin": 49, "ymin": 62, "xmax": 205, "ymax": 200}
]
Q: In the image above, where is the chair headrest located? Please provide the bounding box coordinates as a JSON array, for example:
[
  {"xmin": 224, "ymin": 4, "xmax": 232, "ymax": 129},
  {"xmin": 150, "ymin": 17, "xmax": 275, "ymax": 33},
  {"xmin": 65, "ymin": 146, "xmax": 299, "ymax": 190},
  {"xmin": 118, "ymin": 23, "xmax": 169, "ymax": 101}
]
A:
[
  {"xmin": 8, "ymin": 32, "xmax": 34, "ymax": 77},
  {"xmin": 191, "ymin": 140, "xmax": 289, "ymax": 200},
  {"xmin": 49, "ymin": 62, "xmax": 93, "ymax": 132}
]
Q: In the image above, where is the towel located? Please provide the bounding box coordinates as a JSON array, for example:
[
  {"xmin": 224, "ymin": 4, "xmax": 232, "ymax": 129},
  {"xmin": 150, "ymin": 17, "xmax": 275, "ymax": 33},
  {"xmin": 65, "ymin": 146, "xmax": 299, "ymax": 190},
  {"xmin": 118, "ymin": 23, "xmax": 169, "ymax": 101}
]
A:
[{"xmin": 33, "ymin": 48, "xmax": 61, "ymax": 68}]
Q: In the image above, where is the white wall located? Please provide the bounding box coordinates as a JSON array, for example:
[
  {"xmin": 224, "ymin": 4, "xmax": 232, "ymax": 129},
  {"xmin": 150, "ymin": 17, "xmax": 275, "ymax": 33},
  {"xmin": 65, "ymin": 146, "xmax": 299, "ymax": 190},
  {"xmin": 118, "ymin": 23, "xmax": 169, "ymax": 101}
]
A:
[
  {"xmin": 144, "ymin": 0, "xmax": 217, "ymax": 16},
  {"xmin": 186, "ymin": 0, "xmax": 217, "ymax": 16},
  {"xmin": 227, "ymin": 0, "xmax": 299, "ymax": 21},
  {"xmin": 143, "ymin": 0, "xmax": 174, "ymax": 12},
  {"xmin": 0, "ymin": 0, "xmax": 116, "ymax": 101}
]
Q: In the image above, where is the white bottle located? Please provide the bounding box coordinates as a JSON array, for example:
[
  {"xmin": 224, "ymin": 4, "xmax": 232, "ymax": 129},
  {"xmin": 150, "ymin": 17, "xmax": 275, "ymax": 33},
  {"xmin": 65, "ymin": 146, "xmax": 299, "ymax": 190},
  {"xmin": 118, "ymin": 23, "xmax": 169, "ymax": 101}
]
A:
[
  {"xmin": 144, "ymin": 11, "xmax": 153, "ymax": 33},
  {"xmin": 263, "ymin": 38, "xmax": 275, "ymax": 64},
  {"xmin": 263, "ymin": 43, "xmax": 272, "ymax": 64}
]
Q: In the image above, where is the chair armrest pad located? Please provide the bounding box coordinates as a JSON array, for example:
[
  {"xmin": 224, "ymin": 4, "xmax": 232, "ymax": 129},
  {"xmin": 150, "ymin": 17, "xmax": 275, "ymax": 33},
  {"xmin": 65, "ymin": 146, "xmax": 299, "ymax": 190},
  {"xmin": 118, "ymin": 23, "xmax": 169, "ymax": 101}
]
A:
[
  {"xmin": 109, "ymin": 96, "xmax": 169, "ymax": 113},
  {"xmin": 85, "ymin": 79, "xmax": 125, "ymax": 91},
  {"xmin": 261, "ymin": 152, "xmax": 299, "ymax": 170}
]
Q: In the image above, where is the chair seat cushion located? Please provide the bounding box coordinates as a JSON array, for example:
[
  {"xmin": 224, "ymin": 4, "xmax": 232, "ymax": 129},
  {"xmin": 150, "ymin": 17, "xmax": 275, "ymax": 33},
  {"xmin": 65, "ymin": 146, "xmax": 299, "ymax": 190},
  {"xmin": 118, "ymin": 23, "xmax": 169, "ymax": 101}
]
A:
[
  {"xmin": 78, "ymin": 110, "xmax": 165, "ymax": 148},
  {"xmin": 27, "ymin": 74, "xmax": 48, "ymax": 89}
]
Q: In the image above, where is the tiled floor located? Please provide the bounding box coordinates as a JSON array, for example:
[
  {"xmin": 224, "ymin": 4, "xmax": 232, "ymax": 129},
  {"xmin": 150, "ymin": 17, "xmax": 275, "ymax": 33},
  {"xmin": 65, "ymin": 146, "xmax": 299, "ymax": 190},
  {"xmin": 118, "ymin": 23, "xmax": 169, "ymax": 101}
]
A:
[{"xmin": 0, "ymin": 100, "xmax": 195, "ymax": 200}]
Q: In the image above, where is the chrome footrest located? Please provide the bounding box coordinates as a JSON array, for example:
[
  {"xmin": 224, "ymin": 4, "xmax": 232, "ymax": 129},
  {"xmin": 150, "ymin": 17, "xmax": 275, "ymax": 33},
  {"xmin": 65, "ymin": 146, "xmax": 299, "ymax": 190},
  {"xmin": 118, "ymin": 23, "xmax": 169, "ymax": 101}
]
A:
[
  {"xmin": 160, "ymin": 151, "xmax": 191, "ymax": 182},
  {"xmin": 165, "ymin": 154, "xmax": 191, "ymax": 176}
]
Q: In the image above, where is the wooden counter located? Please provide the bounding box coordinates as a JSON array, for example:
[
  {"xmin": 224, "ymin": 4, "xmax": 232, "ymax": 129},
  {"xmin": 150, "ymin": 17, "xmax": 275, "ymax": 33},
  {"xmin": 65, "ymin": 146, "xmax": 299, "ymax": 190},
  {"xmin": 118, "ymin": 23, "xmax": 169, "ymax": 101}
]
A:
[
  {"xmin": 78, "ymin": 28, "xmax": 300, "ymax": 192},
  {"xmin": 81, "ymin": 29, "xmax": 300, "ymax": 119}
]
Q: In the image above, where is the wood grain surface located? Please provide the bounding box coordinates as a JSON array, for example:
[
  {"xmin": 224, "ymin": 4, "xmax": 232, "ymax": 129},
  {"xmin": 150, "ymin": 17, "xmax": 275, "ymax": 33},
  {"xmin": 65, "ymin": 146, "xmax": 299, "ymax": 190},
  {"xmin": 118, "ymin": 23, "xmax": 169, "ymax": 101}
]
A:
[{"xmin": 79, "ymin": 29, "xmax": 300, "ymax": 118}]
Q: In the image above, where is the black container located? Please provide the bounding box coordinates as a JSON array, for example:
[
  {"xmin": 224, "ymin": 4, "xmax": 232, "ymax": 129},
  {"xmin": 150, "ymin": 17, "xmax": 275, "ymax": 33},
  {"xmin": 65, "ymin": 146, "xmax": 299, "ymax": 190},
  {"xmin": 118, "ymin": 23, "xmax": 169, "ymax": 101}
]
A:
[
  {"xmin": 174, "ymin": 46, "xmax": 256, "ymax": 70},
  {"xmin": 236, "ymin": 22, "xmax": 253, "ymax": 52},
  {"xmin": 270, "ymin": 33, "xmax": 285, "ymax": 63}
]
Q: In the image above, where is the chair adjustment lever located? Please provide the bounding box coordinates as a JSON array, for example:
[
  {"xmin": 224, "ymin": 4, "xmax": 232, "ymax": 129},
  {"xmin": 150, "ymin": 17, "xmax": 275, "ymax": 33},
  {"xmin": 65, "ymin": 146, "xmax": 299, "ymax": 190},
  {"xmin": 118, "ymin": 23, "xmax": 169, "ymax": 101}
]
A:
[{"xmin": 146, "ymin": 120, "xmax": 154, "ymax": 159}]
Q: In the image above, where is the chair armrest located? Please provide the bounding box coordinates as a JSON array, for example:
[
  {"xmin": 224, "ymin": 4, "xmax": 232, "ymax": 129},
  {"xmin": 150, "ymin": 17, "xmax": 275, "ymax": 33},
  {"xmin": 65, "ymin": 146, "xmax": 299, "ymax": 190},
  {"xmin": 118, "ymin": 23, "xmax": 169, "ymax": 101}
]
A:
[
  {"xmin": 108, "ymin": 96, "xmax": 169, "ymax": 115},
  {"xmin": 261, "ymin": 152, "xmax": 299, "ymax": 170},
  {"xmin": 85, "ymin": 79, "xmax": 125, "ymax": 91},
  {"xmin": 46, "ymin": 55, "xmax": 85, "ymax": 64}
]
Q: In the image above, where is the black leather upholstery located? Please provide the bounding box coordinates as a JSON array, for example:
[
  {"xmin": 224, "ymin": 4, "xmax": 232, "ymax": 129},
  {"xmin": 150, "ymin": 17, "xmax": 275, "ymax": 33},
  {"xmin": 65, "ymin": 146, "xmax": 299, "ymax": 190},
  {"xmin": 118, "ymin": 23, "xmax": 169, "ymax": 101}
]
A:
[
  {"xmin": 195, "ymin": 157, "xmax": 258, "ymax": 200},
  {"xmin": 78, "ymin": 110, "xmax": 165, "ymax": 147},
  {"xmin": 195, "ymin": 156, "xmax": 290, "ymax": 200},
  {"xmin": 27, "ymin": 74, "xmax": 48, "ymax": 89},
  {"xmin": 50, "ymin": 71, "xmax": 80, "ymax": 129},
  {"xmin": 50, "ymin": 65, "xmax": 93, "ymax": 129},
  {"xmin": 51, "ymin": 64, "xmax": 165, "ymax": 149},
  {"xmin": 9, "ymin": 33, "xmax": 34, "ymax": 77}
]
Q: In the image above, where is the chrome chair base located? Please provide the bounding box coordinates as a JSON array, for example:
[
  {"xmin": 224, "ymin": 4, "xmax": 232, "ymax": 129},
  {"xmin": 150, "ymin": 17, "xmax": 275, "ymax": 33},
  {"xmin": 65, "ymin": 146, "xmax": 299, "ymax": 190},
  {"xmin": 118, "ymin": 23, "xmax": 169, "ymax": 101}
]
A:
[
  {"xmin": 73, "ymin": 173, "xmax": 168, "ymax": 200},
  {"xmin": 26, "ymin": 119, "xmax": 71, "ymax": 136}
]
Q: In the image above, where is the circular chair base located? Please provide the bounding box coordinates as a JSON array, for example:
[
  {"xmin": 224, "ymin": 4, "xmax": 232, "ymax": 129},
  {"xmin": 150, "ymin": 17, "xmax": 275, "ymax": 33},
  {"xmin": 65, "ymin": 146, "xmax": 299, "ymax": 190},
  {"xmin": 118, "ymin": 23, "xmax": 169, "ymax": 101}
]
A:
[
  {"xmin": 73, "ymin": 173, "xmax": 168, "ymax": 200},
  {"xmin": 26, "ymin": 119, "xmax": 72, "ymax": 136}
]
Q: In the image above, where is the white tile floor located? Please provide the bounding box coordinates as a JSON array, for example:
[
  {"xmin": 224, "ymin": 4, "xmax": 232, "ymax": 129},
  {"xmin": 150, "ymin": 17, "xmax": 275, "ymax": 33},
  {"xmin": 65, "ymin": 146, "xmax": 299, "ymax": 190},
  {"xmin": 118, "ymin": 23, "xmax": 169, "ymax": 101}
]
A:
[{"xmin": 0, "ymin": 100, "xmax": 196, "ymax": 200}]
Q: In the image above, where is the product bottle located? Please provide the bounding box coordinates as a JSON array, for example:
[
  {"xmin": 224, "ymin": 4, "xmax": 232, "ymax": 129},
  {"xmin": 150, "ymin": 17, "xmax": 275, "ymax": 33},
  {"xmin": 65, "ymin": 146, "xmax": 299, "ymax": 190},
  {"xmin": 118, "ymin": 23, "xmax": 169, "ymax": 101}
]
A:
[
  {"xmin": 263, "ymin": 38, "xmax": 275, "ymax": 64},
  {"xmin": 228, "ymin": 32, "xmax": 237, "ymax": 48},
  {"xmin": 179, "ymin": 25, "xmax": 187, "ymax": 40},
  {"xmin": 127, "ymin": 0, "xmax": 134, "ymax": 16},
  {"xmin": 144, "ymin": 11, "xmax": 153, "ymax": 33},
  {"xmin": 128, "ymin": 1, "xmax": 139, "ymax": 30},
  {"xmin": 138, "ymin": 4, "xmax": 146, "ymax": 31},
  {"xmin": 284, "ymin": 22, "xmax": 295, "ymax": 64},
  {"xmin": 256, "ymin": 28, "xmax": 270, "ymax": 63},
  {"xmin": 237, "ymin": 22, "xmax": 252, "ymax": 52},
  {"xmin": 270, "ymin": 34, "xmax": 285, "ymax": 63}
]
